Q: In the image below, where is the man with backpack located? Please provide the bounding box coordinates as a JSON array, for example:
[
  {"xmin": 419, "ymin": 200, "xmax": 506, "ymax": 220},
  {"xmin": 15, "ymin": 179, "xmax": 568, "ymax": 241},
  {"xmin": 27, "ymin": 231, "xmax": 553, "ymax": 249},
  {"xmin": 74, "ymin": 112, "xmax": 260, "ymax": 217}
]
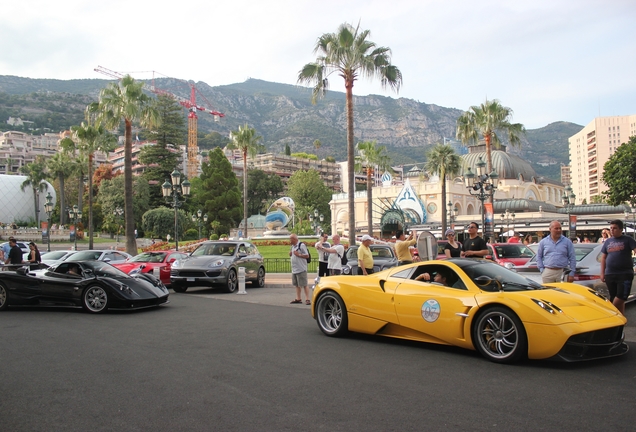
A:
[
  {"xmin": 322, "ymin": 234, "xmax": 346, "ymax": 275},
  {"xmin": 289, "ymin": 234, "xmax": 311, "ymax": 305}
]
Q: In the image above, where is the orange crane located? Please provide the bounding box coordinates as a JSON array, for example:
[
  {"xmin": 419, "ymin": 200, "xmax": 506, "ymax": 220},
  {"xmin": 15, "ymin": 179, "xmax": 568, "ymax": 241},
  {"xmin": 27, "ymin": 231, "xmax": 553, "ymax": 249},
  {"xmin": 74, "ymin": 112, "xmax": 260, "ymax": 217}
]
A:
[{"xmin": 94, "ymin": 65, "xmax": 225, "ymax": 178}]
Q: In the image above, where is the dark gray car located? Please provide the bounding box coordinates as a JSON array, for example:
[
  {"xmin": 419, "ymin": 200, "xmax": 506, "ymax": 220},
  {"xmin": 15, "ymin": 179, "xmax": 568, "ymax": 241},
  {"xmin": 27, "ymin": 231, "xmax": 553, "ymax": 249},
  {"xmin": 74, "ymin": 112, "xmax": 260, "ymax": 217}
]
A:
[
  {"xmin": 341, "ymin": 245, "xmax": 398, "ymax": 275},
  {"xmin": 170, "ymin": 241, "xmax": 265, "ymax": 293}
]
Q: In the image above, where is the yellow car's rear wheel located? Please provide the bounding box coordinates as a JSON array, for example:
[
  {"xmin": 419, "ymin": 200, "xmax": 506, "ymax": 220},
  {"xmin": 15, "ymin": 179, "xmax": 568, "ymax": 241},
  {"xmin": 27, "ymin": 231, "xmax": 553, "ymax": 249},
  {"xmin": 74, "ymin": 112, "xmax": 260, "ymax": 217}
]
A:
[
  {"xmin": 316, "ymin": 291, "xmax": 348, "ymax": 337},
  {"xmin": 472, "ymin": 306, "xmax": 527, "ymax": 363}
]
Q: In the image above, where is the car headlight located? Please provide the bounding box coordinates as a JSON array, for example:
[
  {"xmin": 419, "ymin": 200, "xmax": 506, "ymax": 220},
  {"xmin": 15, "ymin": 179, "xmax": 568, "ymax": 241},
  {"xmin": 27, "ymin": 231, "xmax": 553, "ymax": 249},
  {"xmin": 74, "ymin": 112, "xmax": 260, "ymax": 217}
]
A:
[
  {"xmin": 117, "ymin": 283, "xmax": 133, "ymax": 295},
  {"xmin": 209, "ymin": 259, "xmax": 225, "ymax": 268},
  {"xmin": 531, "ymin": 298, "xmax": 562, "ymax": 314},
  {"xmin": 343, "ymin": 266, "xmax": 351, "ymax": 275},
  {"xmin": 503, "ymin": 262, "xmax": 515, "ymax": 270},
  {"xmin": 171, "ymin": 260, "xmax": 183, "ymax": 269}
]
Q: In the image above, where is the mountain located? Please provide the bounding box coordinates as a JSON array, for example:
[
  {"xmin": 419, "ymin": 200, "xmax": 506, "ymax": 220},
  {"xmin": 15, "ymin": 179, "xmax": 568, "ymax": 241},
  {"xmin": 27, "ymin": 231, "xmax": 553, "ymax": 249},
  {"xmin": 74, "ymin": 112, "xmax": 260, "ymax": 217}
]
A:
[{"xmin": 0, "ymin": 75, "xmax": 581, "ymax": 179}]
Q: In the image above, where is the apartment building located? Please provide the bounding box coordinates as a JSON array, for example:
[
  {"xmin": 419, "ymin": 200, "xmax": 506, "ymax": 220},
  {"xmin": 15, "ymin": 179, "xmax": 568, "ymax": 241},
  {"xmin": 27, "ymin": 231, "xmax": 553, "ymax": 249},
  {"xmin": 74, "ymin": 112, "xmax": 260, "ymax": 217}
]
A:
[{"xmin": 569, "ymin": 115, "xmax": 636, "ymax": 203}]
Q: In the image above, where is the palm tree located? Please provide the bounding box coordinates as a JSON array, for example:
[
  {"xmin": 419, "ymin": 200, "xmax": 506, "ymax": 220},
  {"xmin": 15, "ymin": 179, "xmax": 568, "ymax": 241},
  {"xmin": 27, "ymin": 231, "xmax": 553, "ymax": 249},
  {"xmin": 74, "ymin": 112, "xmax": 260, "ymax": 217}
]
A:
[
  {"xmin": 456, "ymin": 99, "xmax": 525, "ymax": 188},
  {"xmin": 313, "ymin": 139, "xmax": 321, "ymax": 152},
  {"xmin": 298, "ymin": 22, "xmax": 402, "ymax": 244},
  {"xmin": 355, "ymin": 140, "xmax": 392, "ymax": 235},
  {"xmin": 90, "ymin": 75, "xmax": 160, "ymax": 255},
  {"xmin": 20, "ymin": 156, "xmax": 49, "ymax": 226},
  {"xmin": 60, "ymin": 118, "xmax": 117, "ymax": 249},
  {"xmin": 46, "ymin": 151, "xmax": 74, "ymax": 225},
  {"xmin": 228, "ymin": 124, "xmax": 262, "ymax": 238},
  {"xmin": 425, "ymin": 144, "xmax": 462, "ymax": 234}
]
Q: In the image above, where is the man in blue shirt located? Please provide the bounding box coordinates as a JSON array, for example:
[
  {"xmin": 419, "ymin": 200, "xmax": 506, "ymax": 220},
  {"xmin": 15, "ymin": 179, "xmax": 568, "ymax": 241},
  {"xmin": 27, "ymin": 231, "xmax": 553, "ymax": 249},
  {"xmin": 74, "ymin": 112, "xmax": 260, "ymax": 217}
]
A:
[
  {"xmin": 600, "ymin": 219, "xmax": 636, "ymax": 314},
  {"xmin": 536, "ymin": 221, "xmax": 576, "ymax": 283}
]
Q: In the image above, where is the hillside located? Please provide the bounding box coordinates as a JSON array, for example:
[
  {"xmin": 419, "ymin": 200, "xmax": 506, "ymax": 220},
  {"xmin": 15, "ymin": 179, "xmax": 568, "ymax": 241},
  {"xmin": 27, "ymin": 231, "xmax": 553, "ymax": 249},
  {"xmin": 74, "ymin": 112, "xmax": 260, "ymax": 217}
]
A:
[{"xmin": 0, "ymin": 75, "xmax": 581, "ymax": 179}]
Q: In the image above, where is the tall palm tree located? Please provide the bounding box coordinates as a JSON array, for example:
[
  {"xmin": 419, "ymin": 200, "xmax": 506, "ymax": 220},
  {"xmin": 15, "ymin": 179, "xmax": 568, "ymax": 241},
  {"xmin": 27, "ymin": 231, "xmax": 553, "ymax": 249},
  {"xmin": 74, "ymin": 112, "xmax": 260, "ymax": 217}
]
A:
[
  {"xmin": 298, "ymin": 22, "xmax": 402, "ymax": 244},
  {"xmin": 425, "ymin": 144, "xmax": 462, "ymax": 234},
  {"xmin": 46, "ymin": 151, "xmax": 74, "ymax": 225},
  {"xmin": 355, "ymin": 140, "xmax": 392, "ymax": 235},
  {"xmin": 456, "ymin": 99, "xmax": 525, "ymax": 190},
  {"xmin": 228, "ymin": 124, "xmax": 262, "ymax": 238},
  {"xmin": 90, "ymin": 75, "xmax": 160, "ymax": 255},
  {"xmin": 60, "ymin": 118, "xmax": 117, "ymax": 249},
  {"xmin": 20, "ymin": 156, "xmax": 49, "ymax": 226}
]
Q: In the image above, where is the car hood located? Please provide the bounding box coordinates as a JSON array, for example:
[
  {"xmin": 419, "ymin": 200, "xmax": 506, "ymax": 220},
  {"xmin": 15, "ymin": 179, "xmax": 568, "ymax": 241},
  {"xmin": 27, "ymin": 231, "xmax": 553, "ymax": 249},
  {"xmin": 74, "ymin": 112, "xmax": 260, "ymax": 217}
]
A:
[
  {"xmin": 179, "ymin": 255, "xmax": 230, "ymax": 267},
  {"xmin": 107, "ymin": 275, "xmax": 168, "ymax": 299}
]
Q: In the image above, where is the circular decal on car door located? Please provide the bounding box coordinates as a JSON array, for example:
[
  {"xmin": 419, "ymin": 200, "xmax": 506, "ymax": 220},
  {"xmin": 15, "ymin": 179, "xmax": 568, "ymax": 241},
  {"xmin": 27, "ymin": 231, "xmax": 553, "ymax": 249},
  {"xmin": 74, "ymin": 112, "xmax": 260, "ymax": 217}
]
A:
[{"xmin": 421, "ymin": 299, "xmax": 441, "ymax": 323}]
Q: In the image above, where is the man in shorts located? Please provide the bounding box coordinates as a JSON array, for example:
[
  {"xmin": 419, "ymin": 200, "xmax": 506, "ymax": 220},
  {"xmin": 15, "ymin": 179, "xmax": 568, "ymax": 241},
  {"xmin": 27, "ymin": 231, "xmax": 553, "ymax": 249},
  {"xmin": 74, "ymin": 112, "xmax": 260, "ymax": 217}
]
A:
[
  {"xmin": 289, "ymin": 234, "xmax": 311, "ymax": 305},
  {"xmin": 600, "ymin": 219, "xmax": 636, "ymax": 314}
]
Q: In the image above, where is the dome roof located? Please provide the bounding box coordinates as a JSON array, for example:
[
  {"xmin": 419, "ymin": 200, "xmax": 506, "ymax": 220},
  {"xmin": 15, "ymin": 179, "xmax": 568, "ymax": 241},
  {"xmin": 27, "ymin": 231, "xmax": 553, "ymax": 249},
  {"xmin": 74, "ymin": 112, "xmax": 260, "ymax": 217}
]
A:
[{"xmin": 462, "ymin": 150, "xmax": 537, "ymax": 181}]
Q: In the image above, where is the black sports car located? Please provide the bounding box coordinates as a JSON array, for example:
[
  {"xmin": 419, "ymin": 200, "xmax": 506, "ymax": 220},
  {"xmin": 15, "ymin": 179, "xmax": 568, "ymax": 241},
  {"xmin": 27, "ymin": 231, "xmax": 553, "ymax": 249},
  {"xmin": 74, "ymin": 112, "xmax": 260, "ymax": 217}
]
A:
[{"xmin": 0, "ymin": 260, "xmax": 169, "ymax": 314}]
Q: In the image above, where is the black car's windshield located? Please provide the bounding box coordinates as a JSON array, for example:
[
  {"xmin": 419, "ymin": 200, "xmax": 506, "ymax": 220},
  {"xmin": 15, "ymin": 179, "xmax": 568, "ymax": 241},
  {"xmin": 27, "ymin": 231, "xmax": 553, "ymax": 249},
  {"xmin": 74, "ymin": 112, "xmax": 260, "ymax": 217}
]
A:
[
  {"xmin": 192, "ymin": 243, "xmax": 237, "ymax": 257},
  {"xmin": 81, "ymin": 261, "xmax": 130, "ymax": 278},
  {"xmin": 130, "ymin": 252, "xmax": 167, "ymax": 263},
  {"xmin": 454, "ymin": 259, "xmax": 544, "ymax": 292}
]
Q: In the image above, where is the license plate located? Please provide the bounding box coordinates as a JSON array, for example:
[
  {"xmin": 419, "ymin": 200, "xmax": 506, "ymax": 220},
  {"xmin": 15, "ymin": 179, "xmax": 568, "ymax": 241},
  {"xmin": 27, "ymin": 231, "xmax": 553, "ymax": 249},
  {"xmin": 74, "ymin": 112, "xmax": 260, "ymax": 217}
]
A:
[
  {"xmin": 153, "ymin": 268, "xmax": 160, "ymax": 276},
  {"xmin": 187, "ymin": 278, "xmax": 195, "ymax": 282}
]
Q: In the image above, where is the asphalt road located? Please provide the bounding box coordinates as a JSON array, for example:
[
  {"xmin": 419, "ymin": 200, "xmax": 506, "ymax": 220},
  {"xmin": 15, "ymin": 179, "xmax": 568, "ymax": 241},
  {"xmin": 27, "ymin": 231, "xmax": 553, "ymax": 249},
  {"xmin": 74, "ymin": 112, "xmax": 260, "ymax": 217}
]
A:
[{"xmin": 2, "ymin": 288, "xmax": 635, "ymax": 432}]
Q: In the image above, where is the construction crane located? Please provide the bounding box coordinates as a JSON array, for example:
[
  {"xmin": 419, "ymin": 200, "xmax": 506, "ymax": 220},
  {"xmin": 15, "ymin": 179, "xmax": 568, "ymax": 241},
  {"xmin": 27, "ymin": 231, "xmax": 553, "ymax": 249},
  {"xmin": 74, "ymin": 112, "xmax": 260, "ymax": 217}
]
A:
[{"xmin": 94, "ymin": 65, "xmax": 225, "ymax": 178}]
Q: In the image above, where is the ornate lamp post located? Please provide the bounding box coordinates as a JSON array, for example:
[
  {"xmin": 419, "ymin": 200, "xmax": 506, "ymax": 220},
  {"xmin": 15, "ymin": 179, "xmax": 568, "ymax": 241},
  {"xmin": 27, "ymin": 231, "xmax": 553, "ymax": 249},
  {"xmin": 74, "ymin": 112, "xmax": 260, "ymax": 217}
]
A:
[
  {"xmin": 68, "ymin": 204, "xmax": 82, "ymax": 251},
  {"xmin": 624, "ymin": 207, "xmax": 636, "ymax": 239},
  {"xmin": 500, "ymin": 209, "xmax": 515, "ymax": 241},
  {"xmin": 192, "ymin": 210, "xmax": 208, "ymax": 240},
  {"xmin": 309, "ymin": 209, "xmax": 324, "ymax": 235},
  {"xmin": 447, "ymin": 201, "xmax": 458, "ymax": 228},
  {"xmin": 113, "ymin": 207, "xmax": 124, "ymax": 245},
  {"xmin": 44, "ymin": 192, "xmax": 54, "ymax": 252},
  {"xmin": 464, "ymin": 157, "xmax": 499, "ymax": 240},
  {"xmin": 162, "ymin": 169, "xmax": 191, "ymax": 251},
  {"xmin": 562, "ymin": 185, "xmax": 576, "ymax": 239}
]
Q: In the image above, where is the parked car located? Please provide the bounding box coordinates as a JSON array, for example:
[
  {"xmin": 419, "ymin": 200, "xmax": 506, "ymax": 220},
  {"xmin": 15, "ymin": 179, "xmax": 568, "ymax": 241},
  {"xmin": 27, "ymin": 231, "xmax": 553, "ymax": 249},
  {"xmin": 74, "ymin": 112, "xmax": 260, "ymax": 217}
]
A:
[
  {"xmin": 312, "ymin": 258, "xmax": 628, "ymax": 363},
  {"xmin": 170, "ymin": 240, "xmax": 265, "ymax": 293},
  {"xmin": 486, "ymin": 243, "xmax": 535, "ymax": 268},
  {"xmin": 341, "ymin": 244, "xmax": 398, "ymax": 275},
  {"xmin": 0, "ymin": 260, "xmax": 169, "ymax": 313},
  {"xmin": 112, "ymin": 250, "xmax": 188, "ymax": 286},
  {"xmin": 65, "ymin": 250, "xmax": 132, "ymax": 264},
  {"xmin": 39, "ymin": 250, "xmax": 77, "ymax": 266},
  {"xmin": 0, "ymin": 241, "xmax": 30, "ymax": 260},
  {"xmin": 517, "ymin": 243, "xmax": 636, "ymax": 303}
]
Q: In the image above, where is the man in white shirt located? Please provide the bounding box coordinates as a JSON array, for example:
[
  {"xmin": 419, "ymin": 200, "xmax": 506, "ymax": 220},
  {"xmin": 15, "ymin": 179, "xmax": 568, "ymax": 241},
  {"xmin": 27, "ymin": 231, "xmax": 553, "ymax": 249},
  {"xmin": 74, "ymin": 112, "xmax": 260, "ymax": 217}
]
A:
[
  {"xmin": 315, "ymin": 233, "xmax": 331, "ymax": 277},
  {"xmin": 322, "ymin": 235, "xmax": 345, "ymax": 275}
]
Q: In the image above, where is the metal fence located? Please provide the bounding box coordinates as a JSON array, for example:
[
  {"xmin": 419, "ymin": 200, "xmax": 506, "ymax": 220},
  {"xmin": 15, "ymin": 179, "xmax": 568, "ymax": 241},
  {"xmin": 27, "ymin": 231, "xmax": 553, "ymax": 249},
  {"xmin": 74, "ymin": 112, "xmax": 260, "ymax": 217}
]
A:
[{"xmin": 263, "ymin": 258, "xmax": 318, "ymax": 274}]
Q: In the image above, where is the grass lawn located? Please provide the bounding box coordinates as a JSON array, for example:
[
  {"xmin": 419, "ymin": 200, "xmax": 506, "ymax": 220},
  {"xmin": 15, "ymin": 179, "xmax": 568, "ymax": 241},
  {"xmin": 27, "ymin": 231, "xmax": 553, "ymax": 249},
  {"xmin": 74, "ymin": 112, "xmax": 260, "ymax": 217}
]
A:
[{"xmin": 255, "ymin": 244, "xmax": 318, "ymax": 260}]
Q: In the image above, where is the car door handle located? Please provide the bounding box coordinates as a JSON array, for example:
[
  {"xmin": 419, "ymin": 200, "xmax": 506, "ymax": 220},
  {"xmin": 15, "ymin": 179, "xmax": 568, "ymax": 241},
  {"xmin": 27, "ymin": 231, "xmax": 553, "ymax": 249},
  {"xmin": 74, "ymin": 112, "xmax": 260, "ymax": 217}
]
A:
[{"xmin": 455, "ymin": 313, "xmax": 469, "ymax": 317}]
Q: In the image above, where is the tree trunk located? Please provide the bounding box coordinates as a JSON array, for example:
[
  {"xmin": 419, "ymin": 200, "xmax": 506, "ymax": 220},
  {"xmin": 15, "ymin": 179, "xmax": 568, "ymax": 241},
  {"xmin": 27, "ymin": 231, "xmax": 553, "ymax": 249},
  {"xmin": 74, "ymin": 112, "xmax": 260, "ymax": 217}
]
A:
[
  {"xmin": 485, "ymin": 133, "xmax": 494, "ymax": 205},
  {"xmin": 441, "ymin": 170, "xmax": 447, "ymax": 234},
  {"xmin": 124, "ymin": 119, "xmax": 136, "ymax": 255},
  {"xmin": 346, "ymin": 81, "xmax": 356, "ymax": 245},
  {"xmin": 243, "ymin": 151, "xmax": 248, "ymax": 238},
  {"xmin": 58, "ymin": 174, "xmax": 65, "ymax": 225},
  {"xmin": 367, "ymin": 168, "xmax": 373, "ymax": 235},
  {"xmin": 88, "ymin": 153, "xmax": 94, "ymax": 250}
]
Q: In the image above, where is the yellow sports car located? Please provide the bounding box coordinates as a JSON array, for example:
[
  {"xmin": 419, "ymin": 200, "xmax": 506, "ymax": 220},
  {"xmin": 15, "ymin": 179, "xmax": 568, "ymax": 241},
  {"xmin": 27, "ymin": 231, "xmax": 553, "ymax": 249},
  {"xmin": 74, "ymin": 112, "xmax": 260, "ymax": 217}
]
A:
[{"xmin": 311, "ymin": 258, "xmax": 628, "ymax": 363}]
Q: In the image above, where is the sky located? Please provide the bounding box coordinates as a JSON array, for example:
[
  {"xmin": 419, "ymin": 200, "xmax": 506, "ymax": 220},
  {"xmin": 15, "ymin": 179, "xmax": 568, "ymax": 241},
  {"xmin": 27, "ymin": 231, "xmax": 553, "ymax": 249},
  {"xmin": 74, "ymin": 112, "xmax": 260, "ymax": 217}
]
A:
[{"xmin": 1, "ymin": 0, "xmax": 635, "ymax": 129}]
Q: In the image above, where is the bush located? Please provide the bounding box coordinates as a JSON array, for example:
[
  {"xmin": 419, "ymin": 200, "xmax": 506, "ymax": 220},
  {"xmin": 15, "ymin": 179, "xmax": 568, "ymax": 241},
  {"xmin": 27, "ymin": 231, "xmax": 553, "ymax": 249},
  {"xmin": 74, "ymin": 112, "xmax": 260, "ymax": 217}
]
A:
[
  {"xmin": 210, "ymin": 234, "xmax": 219, "ymax": 240},
  {"xmin": 184, "ymin": 228, "xmax": 198, "ymax": 240}
]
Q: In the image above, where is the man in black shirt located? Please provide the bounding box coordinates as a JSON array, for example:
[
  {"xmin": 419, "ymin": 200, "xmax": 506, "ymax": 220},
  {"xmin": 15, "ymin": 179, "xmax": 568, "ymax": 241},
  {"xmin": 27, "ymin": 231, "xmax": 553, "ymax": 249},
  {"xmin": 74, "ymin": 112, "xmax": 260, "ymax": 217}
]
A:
[
  {"xmin": 5, "ymin": 238, "xmax": 24, "ymax": 267},
  {"xmin": 461, "ymin": 222, "xmax": 489, "ymax": 258}
]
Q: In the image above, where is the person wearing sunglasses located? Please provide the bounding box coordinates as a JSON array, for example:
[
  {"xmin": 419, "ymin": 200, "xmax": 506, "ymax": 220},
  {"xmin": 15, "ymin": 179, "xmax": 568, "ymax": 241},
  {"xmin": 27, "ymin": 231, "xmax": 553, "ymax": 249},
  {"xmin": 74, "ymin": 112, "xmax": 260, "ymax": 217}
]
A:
[{"xmin": 461, "ymin": 223, "xmax": 489, "ymax": 258}]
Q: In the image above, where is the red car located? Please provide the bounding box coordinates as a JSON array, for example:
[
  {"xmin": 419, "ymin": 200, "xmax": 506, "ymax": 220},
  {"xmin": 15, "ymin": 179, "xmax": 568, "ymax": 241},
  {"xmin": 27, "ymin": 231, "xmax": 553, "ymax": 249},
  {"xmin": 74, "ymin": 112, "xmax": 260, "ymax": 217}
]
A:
[
  {"xmin": 486, "ymin": 243, "xmax": 535, "ymax": 268},
  {"xmin": 113, "ymin": 251, "xmax": 189, "ymax": 286}
]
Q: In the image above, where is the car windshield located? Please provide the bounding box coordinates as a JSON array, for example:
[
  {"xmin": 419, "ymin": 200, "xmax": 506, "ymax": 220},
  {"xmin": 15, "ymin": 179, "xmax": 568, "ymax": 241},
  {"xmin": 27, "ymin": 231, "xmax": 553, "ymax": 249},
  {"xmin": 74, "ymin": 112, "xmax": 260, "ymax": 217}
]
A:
[
  {"xmin": 192, "ymin": 243, "xmax": 237, "ymax": 257},
  {"xmin": 130, "ymin": 252, "xmax": 167, "ymax": 263},
  {"xmin": 41, "ymin": 251, "xmax": 71, "ymax": 260},
  {"xmin": 454, "ymin": 259, "xmax": 544, "ymax": 292},
  {"xmin": 81, "ymin": 261, "xmax": 130, "ymax": 278},
  {"xmin": 493, "ymin": 244, "xmax": 535, "ymax": 258},
  {"xmin": 67, "ymin": 251, "xmax": 103, "ymax": 261}
]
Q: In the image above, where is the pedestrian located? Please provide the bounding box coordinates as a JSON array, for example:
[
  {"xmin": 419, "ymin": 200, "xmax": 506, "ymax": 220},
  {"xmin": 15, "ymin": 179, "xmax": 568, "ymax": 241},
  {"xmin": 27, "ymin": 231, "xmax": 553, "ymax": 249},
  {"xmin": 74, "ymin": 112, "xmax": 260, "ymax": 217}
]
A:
[
  {"xmin": 523, "ymin": 234, "xmax": 533, "ymax": 245},
  {"xmin": 395, "ymin": 229, "xmax": 417, "ymax": 265},
  {"xmin": 461, "ymin": 222, "xmax": 489, "ymax": 258},
  {"xmin": 536, "ymin": 220, "xmax": 576, "ymax": 283},
  {"xmin": 443, "ymin": 229, "xmax": 462, "ymax": 258},
  {"xmin": 27, "ymin": 241, "xmax": 41, "ymax": 269},
  {"xmin": 322, "ymin": 234, "xmax": 345, "ymax": 275},
  {"xmin": 357, "ymin": 234, "xmax": 375, "ymax": 275},
  {"xmin": 507, "ymin": 232, "xmax": 521, "ymax": 243},
  {"xmin": 0, "ymin": 236, "xmax": 12, "ymax": 262},
  {"xmin": 289, "ymin": 233, "xmax": 311, "ymax": 305},
  {"xmin": 5, "ymin": 237, "xmax": 24, "ymax": 268},
  {"xmin": 315, "ymin": 233, "xmax": 331, "ymax": 277},
  {"xmin": 600, "ymin": 219, "xmax": 636, "ymax": 314},
  {"xmin": 598, "ymin": 229, "xmax": 610, "ymax": 243}
]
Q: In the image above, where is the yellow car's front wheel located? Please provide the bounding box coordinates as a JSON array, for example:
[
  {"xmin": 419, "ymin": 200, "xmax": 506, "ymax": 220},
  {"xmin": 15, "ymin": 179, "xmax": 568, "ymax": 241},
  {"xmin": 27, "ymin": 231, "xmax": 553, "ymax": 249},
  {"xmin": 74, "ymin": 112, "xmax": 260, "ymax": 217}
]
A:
[
  {"xmin": 315, "ymin": 291, "xmax": 348, "ymax": 337},
  {"xmin": 472, "ymin": 306, "xmax": 527, "ymax": 363}
]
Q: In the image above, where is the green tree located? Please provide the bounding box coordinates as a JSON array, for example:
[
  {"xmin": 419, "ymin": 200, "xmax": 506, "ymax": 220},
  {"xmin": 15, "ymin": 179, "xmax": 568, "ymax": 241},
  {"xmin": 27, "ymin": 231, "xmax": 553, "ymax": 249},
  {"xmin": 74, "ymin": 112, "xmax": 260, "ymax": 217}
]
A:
[
  {"xmin": 142, "ymin": 207, "xmax": 189, "ymax": 240},
  {"xmin": 355, "ymin": 140, "xmax": 392, "ymax": 235},
  {"xmin": 287, "ymin": 169, "xmax": 333, "ymax": 232},
  {"xmin": 298, "ymin": 22, "xmax": 402, "ymax": 244},
  {"xmin": 425, "ymin": 144, "xmax": 462, "ymax": 234},
  {"xmin": 46, "ymin": 151, "xmax": 74, "ymax": 225},
  {"xmin": 456, "ymin": 99, "xmax": 525, "ymax": 200},
  {"xmin": 20, "ymin": 156, "xmax": 49, "ymax": 226},
  {"xmin": 290, "ymin": 152, "xmax": 318, "ymax": 160},
  {"xmin": 90, "ymin": 75, "xmax": 160, "ymax": 255},
  {"xmin": 228, "ymin": 124, "xmax": 263, "ymax": 238},
  {"xmin": 97, "ymin": 173, "xmax": 150, "ymax": 234},
  {"xmin": 602, "ymin": 136, "xmax": 636, "ymax": 206},
  {"xmin": 60, "ymin": 119, "xmax": 117, "ymax": 249},
  {"xmin": 243, "ymin": 169, "xmax": 284, "ymax": 216},
  {"xmin": 199, "ymin": 130, "xmax": 230, "ymax": 149},
  {"xmin": 195, "ymin": 148, "xmax": 242, "ymax": 235},
  {"xmin": 139, "ymin": 95, "xmax": 184, "ymax": 208},
  {"xmin": 285, "ymin": 143, "xmax": 291, "ymax": 156}
]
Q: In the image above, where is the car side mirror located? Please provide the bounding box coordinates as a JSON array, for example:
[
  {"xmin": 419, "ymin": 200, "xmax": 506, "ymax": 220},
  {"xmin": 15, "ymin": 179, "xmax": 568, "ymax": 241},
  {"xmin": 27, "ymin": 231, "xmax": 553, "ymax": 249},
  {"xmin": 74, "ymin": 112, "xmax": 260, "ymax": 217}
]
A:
[
  {"xmin": 103, "ymin": 258, "xmax": 111, "ymax": 262},
  {"xmin": 168, "ymin": 258, "xmax": 176, "ymax": 264},
  {"xmin": 238, "ymin": 253, "xmax": 247, "ymax": 258}
]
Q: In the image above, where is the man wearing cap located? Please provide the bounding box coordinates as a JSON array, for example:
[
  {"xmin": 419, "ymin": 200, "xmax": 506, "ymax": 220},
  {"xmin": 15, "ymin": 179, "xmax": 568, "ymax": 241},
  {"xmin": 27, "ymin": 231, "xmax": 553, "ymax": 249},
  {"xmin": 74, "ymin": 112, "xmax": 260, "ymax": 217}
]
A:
[
  {"xmin": 395, "ymin": 230, "xmax": 417, "ymax": 265},
  {"xmin": 357, "ymin": 235, "xmax": 375, "ymax": 275}
]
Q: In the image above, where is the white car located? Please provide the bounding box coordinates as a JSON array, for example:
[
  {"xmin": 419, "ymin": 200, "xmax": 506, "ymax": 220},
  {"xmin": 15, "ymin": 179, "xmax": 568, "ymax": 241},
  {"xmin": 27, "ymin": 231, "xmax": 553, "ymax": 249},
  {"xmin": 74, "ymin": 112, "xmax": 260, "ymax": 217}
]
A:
[{"xmin": 65, "ymin": 250, "xmax": 132, "ymax": 264}]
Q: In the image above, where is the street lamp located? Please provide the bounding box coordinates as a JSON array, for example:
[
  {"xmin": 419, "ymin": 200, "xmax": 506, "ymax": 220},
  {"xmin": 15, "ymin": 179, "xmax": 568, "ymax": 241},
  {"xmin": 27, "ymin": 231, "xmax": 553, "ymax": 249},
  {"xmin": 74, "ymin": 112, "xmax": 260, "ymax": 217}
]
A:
[
  {"xmin": 309, "ymin": 209, "xmax": 324, "ymax": 236},
  {"xmin": 162, "ymin": 169, "xmax": 191, "ymax": 251},
  {"xmin": 562, "ymin": 185, "xmax": 576, "ymax": 239},
  {"xmin": 44, "ymin": 192, "xmax": 54, "ymax": 252},
  {"xmin": 500, "ymin": 209, "xmax": 515, "ymax": 242},
  {"xmin": 447, "ymin": 201, "xmax": 458, "ymax": 228},
  {"xmin": 624, "ymin": 207, "xmax": 636, "ymax": 240},
  {"xmin": 192, "ymin": 210, "xmax": 208, "ymax": 240},
  {"xmin": 113, "ymin": 207, "xmax": 124, "ymax": 245},
  {"xmin": 68, "ymin": 204, "xmax": 82, "ymax": 251},
  {"xmin": 464, "ymin": 157, "xmax": 499, "ymax": 239}
]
